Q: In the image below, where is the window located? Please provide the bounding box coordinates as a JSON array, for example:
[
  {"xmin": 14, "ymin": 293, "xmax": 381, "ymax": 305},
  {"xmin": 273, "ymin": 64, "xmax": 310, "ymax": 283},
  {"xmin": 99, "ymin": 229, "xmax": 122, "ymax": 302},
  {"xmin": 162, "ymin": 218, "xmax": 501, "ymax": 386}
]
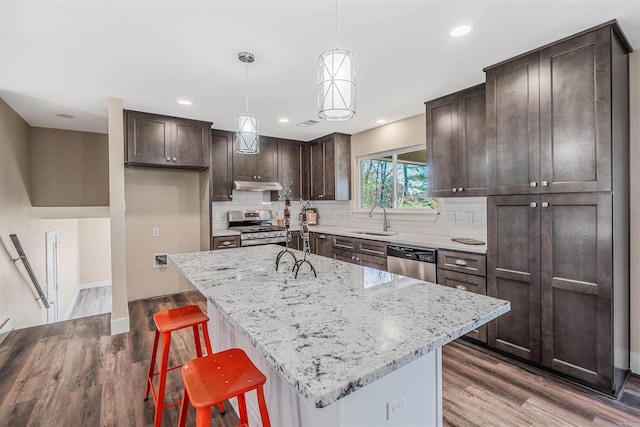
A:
[{"xmin": 359, "ymin": 145, "xmax": 436, "ymax": 211}]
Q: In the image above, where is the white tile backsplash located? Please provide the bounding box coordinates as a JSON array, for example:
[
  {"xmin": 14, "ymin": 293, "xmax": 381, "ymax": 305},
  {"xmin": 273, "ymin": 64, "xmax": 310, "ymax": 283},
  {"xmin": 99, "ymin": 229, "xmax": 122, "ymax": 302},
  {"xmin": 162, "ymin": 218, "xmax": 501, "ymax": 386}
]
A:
[{"xmin": 212, "ymin": 192, "xmax": 488, "ymax": 241}]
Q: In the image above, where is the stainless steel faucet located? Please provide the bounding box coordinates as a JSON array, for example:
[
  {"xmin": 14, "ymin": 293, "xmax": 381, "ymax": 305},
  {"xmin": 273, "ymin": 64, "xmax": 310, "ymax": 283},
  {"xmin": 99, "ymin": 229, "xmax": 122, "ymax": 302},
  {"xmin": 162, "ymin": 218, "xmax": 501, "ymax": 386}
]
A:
[{"xmin": 368, "ymin": 203, "xmax": 390, "ymax": 232}]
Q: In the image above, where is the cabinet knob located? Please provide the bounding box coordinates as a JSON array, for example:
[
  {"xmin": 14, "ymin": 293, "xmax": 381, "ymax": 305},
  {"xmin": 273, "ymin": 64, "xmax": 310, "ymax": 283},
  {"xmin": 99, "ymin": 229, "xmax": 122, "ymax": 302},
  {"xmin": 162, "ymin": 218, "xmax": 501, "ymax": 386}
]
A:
[
  {"xmin": 530, "ymin": 202, "xmax": 537, "ymax": 208},
  {"xmin": 319, "ymin": 195, "xmax": 324, "ymax": 198},
  {"xmin": 541, "ymin": 202, "xmax": 549, "ymax": 208},
  {"xmin": 356, "ymin": 258, "xmax": 360, "ymax": 262},
  {"xmin": 530, "ymin": 181, "xmax": 537, "ymax": 187},
  {"xmin": 452, "ymin": 188, "xmax": 457, "ymax": 192},
  {"xmin": 541, "ymin": 181, "xmax": 549, "ymax": 187},
  {"xmin": 456, "ymin": 285, "xmax": 467, "ymax": 291},
  {"xmin": 166, "ymin": 157, "xmax": 170, "ymax": 161},
  {"xmin": 351, "ymin": 256, "xmax": 356, "ymax": 260},
  {"xmin": 172, "ymin": 157, "xmax": 177, "ymax": 162},
  {"xmin": 458, "ymin": 188, "xmax": 464, "ymax": 192},
  {"xmin": 257, "ymin": 176, "xmax": 261, "ymax": 180},
  {"xmin": 319, "ymin": 235, "xmax": 325, "ymax": 239},
  {"xmin": 455, "ymin": 259, "xmax": 467, "ymax": 266},
  {"xmin": 229, "ymin": 194, "xmax": 233, "ymax": 198}
]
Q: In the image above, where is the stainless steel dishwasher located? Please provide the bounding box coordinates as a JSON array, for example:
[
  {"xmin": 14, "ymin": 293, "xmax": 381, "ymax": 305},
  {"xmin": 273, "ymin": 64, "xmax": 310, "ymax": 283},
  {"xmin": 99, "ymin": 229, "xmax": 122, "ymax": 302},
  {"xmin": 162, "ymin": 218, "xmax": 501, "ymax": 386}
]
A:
[{"xmin": 387, "ymin": 245, "xmax": 437, "ymax": 283}]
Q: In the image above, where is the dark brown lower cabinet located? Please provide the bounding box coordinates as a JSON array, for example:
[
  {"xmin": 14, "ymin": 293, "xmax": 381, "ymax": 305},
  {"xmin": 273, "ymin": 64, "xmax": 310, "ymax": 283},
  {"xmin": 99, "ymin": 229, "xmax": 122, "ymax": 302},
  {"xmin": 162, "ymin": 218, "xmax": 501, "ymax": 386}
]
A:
[
  {"xmin": 310, "ymin": 232, "xmax": 332, "ymax": 257},
  {"xmin": 331, "ymin": 236, "xmax": 387, "ymax": 270},
  {"xmin": 437, "ymin": 268, "xmax": 487, "ymax": 343},
  {"xmin": 488, "ymin": 193, "xmax": 627, "ymax": 394}
]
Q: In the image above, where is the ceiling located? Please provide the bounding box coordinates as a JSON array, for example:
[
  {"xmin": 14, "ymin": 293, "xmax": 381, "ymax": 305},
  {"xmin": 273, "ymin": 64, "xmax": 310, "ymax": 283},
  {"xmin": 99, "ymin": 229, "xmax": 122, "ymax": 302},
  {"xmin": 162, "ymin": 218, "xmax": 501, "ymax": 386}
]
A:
[{"xmin": 1, "ymin": 1, "xmax": 639, "ymax": 141}]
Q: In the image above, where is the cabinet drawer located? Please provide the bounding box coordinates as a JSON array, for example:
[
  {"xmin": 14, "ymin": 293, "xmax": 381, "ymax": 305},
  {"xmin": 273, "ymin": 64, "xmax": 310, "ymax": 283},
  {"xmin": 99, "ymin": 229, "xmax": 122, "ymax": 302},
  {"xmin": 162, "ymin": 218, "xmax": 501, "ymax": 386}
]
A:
[
  {"xmin": 438, "ymin": 249, "xmax": 486, "ymax": 276},
  {"xmin": 212, "ymin": 236, "xmax": 240, "ymax": 250},
  {"xmin": 358, "ymin": 253, "xmax": 387, "ymax": 270},
  {"xmin": 333, "ymin": 248, "xmax": 357, "ymax": 264},
  {"xmin": 437, "ymin": 269, "xmax": 487, "ymax": 342},
  {"xmin": 332, "ymin": 236, "xmax": 356, "ymax": 251},
  {"xmin": 357, "ymin": 239, "xmax": 387, "ymax": 257}
]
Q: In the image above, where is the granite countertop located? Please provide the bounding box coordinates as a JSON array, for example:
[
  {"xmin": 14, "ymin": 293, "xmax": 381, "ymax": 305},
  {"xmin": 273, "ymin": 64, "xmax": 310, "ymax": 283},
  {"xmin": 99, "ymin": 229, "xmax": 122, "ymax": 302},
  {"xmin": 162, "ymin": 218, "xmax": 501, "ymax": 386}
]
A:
[
  {"xmin": 212, "ymin": 225, "xmax": 486, "ymax": 253},
  {"xmin": 170, "ymin": 245, "xmax": 509, "ymax": 408}
]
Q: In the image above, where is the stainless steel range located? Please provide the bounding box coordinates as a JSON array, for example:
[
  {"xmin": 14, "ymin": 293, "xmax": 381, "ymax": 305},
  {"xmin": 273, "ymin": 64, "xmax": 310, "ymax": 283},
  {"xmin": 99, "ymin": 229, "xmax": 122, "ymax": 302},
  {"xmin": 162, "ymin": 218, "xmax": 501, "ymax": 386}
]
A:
[{"xmin": 228, "ymin": 210, "xmax": 286, "ymax": 247}]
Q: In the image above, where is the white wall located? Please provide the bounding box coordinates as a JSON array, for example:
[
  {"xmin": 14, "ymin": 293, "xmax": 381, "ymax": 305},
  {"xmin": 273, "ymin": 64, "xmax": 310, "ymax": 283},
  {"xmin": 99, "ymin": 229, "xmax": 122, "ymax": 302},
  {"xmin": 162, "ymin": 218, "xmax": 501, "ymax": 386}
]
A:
[
  {"xmin": 629, "ymin": 49, "xmax": 640, "ymax": 373},
  {"xmin": 78, "ymin": 218, "xmax": 112, "ymax": 285}
]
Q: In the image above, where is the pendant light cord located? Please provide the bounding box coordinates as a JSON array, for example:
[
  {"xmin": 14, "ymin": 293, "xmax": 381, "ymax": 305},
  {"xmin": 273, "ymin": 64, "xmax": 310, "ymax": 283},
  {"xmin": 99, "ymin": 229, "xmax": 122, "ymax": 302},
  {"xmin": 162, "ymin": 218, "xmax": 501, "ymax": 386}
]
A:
[
  {"xmin": 245, "ymin": 61, "xmax": 249, "ymax": 113},
  {"xmin": 335, "ymin": 0, "xmax": 338, "ymax": 48}
]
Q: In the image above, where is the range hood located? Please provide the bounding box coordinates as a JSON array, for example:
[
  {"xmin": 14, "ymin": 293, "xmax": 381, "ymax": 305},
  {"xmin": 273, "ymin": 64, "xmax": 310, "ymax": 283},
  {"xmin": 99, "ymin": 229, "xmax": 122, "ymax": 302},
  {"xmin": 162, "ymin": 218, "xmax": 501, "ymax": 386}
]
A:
[{"xmin": 233, "ymin": 180, "xmax": 283, "ymax": 192}]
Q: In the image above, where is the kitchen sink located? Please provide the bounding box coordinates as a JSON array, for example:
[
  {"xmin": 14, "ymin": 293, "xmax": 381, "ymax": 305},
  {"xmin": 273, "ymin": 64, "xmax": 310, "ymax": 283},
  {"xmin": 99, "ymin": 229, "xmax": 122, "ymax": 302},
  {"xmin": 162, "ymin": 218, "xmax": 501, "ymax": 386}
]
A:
[{"xmin": 348, "ymin": 230, "xmax": 399, "ymax": 236}]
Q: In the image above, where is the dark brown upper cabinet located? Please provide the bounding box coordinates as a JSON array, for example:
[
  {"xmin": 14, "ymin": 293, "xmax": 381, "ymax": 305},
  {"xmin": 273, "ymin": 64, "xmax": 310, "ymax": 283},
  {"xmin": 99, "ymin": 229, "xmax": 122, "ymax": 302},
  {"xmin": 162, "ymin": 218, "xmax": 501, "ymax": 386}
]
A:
[
  {"xmin": 426, "ymin": 84, "xmax": 487, "ymax": 197},
  {"xmin": 486, "ymin": 24, "xmax": 628, "ymax": 195},
  {"xmin": 308, "ymin": 133, "xmax": 351, "ymax": 201},
  {"xmin": 210, "ymin": 130, "xmax": 234, "ymax": 201},
  {"xmin": 275, "ymin": 138, "xmax": 305, "ymax": 201},
  {"xmin": 232, "ymin": 136, "xmax": 278, "ymax": 182},
  {"xmin": 125, "ymin": 110, "xmax": 210, "ymax": 170}
]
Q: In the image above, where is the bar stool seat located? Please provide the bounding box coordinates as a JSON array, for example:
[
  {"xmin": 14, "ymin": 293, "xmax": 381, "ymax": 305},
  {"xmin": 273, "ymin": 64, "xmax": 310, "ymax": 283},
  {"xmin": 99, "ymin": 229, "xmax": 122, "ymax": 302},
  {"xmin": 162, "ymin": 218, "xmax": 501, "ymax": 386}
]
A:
[
  {"xmin": 144, "ymin": 304, "xmax": 223, "ymax": 427},
  {"xmin": 178, "ymin": 348, "xmax": 271, "ymax": 427}
]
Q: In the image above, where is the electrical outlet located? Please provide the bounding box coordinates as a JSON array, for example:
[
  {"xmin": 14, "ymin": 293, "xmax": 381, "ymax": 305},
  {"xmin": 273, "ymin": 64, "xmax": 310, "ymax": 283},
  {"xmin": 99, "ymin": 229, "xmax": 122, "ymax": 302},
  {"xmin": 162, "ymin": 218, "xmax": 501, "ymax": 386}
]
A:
[
  {"xmin": 386, "ymin": 393, "xmax": 407, "ymax": 420},
  {"xmin": 455, "ymin": 212, "xmax": 473, "ymax": 225},
  {"xmin": 152, "ymin": 227, "xmax": 160, "ymax": 237},
  {"xmin": 153, "ymin": 253, "xmax": 169, "ymax": 268}
]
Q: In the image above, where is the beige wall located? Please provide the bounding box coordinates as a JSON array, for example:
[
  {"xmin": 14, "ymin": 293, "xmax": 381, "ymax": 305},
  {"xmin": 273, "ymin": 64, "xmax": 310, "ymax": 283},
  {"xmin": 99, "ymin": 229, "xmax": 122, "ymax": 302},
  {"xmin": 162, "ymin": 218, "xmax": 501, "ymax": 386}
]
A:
[
  {"xmin": 30, "ymin": 127, "xmax": 109, "ymax": 207},
  {"xmin": 125, "ymin": 168, "xmax": 199, "ymax": 301},
  {"xmin": 629, "ymin": 49, "xmax": 640, "ymax": 373},
  {"xmin": 78, "ymin": 218, "xmax": 112, "ymax": 284},
  {"xmin": 0, "ymin": 98, "xmax": 46, "ymax": 328}
]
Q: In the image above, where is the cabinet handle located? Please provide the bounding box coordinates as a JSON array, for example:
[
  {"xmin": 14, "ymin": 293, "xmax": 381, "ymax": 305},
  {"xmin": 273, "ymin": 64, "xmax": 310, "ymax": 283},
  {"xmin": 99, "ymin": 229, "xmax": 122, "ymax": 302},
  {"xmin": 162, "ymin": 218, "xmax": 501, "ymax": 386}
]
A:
[
  {"xmin": 541, "ymin": 181, "xmax": 549, "ymax": 187},
  {"xmin": 351, "ymin": 256, "xmax": 356, "ymax": 260},
  {"xmin": 530, "ymin": 202, "xmax": 537, "ymax": 208},
  {"xmin": 456, "ymin": 285, "xmax": 467, "ymax": 291},
  {"xmin": 229, "ymin": 194, "xmax": 233, "ymax": 199},
  {"xmin": 166, "ymin": 157, "xmax": 171, "ymax": 161},
  {"xmin": 222, "ymin": 241, "xmax": 231, "ymax": 246},
  {"xmin": 356, "ymin": 258, "xmax": 360, "ymax": 262},
  {"xmin": 452, "ymin": 188, "xmax": 457, "ymax": 193},
  {"xmin": 257, "ymin": 176, "xmax": 261, "ymax": 179},
  {"xmin": 455, "ymin": 259, "xmax": 467, "ymax": 266},
  {"xmin": 541, "ymin": 202, "xmax": 549, "ymax": 208},
  {"xmin": 319, "ymin": 194, "xmax": 324, "ymax": 198},
  {"xmin": 172, "ymin": 157, "xmax": 177, "ymax": 162},
  {"xmin": 530, "ymin": 181, "xmax": 537, "ymax": 187},
  {"xmin": 319, "ymin": 235, "xmax": 325, "ymax": 239},
  {"xmin": 458, "ymin": 188, "xmax": 463, "ymax": 192}
]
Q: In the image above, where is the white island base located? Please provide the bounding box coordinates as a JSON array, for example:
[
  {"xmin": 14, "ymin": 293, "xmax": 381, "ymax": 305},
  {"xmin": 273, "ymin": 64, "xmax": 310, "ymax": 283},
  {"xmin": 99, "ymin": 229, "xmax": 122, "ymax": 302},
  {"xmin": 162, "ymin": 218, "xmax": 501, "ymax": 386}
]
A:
[{"xmin": 208, "ymin": 303, "xmax": 443, "ymax": 427}]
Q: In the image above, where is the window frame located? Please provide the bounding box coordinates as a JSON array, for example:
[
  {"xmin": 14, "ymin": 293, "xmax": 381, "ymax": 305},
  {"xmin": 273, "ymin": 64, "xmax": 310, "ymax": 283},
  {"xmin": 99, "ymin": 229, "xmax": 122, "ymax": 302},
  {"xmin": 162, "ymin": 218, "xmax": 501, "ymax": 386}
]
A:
[{"xmin": 355, "ymin": 143, "xmax": 437, "ymax": 214}]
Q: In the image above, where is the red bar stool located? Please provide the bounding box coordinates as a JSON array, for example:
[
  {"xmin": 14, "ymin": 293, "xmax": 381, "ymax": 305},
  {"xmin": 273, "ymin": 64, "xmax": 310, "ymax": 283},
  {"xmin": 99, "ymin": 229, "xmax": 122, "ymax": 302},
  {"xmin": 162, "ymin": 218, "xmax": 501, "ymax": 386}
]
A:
[
  {"xmin": 178, "ymin": 348, "xmax": 271, "ymax": 427},
  {"xmin": 144, "ymin": 304, "xmax": 224, "ymax": 427}
]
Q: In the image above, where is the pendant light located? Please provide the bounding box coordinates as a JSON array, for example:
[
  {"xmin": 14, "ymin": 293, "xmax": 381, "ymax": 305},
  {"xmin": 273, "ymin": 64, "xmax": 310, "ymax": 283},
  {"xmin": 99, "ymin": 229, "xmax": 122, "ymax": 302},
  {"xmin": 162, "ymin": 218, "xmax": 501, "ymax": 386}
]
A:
[
  {"xmin": 235, "ymin": 52, "xmax": 259, "ymax": 154},
  {"xmin": 318, "ymin": 0, "xmax": 355, "ymax": 121}
]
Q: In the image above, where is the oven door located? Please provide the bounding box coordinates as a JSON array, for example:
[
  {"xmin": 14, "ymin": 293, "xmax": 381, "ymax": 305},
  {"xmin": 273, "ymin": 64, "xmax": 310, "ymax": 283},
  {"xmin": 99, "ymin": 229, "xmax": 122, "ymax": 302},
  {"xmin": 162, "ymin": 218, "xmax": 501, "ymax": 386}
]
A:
[{"xmin": 241, "ymin": 236, "xmax": 287, "ymax": 247}]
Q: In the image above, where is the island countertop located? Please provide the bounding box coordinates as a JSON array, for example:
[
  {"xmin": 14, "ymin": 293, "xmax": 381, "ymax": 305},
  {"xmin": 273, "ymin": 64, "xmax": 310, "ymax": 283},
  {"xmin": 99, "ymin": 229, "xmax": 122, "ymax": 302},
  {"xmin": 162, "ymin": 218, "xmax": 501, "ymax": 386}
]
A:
[{"xmin": 170, "ymin": 245, "xmax": 509, "ymax": 408}]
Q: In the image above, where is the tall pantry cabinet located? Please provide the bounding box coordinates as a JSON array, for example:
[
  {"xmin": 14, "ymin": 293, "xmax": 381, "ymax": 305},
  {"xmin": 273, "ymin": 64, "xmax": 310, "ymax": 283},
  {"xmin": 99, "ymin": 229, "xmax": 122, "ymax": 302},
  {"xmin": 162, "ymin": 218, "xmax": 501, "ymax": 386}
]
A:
[{"xmin": 485, "ymin": 21, "xmax": 631, "ymax": 394}]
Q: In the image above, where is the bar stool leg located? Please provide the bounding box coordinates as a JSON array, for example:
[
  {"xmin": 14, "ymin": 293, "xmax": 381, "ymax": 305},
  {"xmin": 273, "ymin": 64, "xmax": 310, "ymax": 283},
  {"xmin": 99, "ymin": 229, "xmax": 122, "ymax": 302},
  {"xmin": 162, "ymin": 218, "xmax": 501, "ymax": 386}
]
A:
[
  {"xmin": 178, "ymin": 387, "xmax": 189, "ymax": 427},
  {"xmin": 237, "ymin": 393, "xmax": 249, "ymax": 425},
  {"xmin": 154, "ymin": 331, "xmax": 171, "ymax": 427},
  {"xmin": 257, "ymin": 386, "xmax": 271, "ymax": 427},
  {"xmin": 144, "ymin": 329, "xmax": 160, "ymax": 400},
  {"xmin": 192, "ymin": 325, "xmax": 203, "ymax": 358},
  {"xmin": 195, "ymin": 406, "xmax": 211, "ymax": 427}
]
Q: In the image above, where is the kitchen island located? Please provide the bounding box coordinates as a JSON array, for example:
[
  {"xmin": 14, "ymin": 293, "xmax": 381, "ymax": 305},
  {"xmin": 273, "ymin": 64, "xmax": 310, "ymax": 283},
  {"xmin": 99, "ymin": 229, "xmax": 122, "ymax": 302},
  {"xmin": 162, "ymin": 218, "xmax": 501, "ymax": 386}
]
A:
[{"xmin": 170, "ymin": 245, "xmax": 509, "ymax": 426}]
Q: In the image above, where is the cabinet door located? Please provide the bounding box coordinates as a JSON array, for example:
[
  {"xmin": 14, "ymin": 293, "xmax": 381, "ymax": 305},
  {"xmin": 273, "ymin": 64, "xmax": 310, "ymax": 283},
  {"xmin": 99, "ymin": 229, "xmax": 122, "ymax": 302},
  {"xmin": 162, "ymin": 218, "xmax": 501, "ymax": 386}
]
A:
[
  {"xmin": 539, "ymin": 28, "xmax": 612, "ymax": 193},
  {"xmin": 437, "ymin": 269, "xmax": 487, "ymax": 343},
  {"xmin": 277, "ymin": 139, "xmax": 304, "ymax": 200},
  {"xmin": 232, "ymin": 144, "xmax": 255, "ymax": 181},
  {"xmin": 426, "ymin": 93, "xmax": 459, "ymax": 197},
  {"xmin": 210, "ymin": 130, "xmax": 233, "ymax": 201},
  {"xmin": 172, "ymin": 118, "xmax": 210, "ymax": 169},
  {"xmin": 315, "ymin": 233, "xmax": 333, "ymax": 258},
  {"xmin": 322, "ymin": 135, "xmax": 336, "ymax": 200},
  {"xmin": 358, "ymin": 253, "xmax": 387, "ymax": 270},
  {"xmin": 309, "ymin": 140, "xmax": 325, "ymax": 200},
  {"xmin": 126, "ymin": 111, "xmax": 172, "ymax": 166},
  {"xmin": 486, "ymin": 53, "xmax": 540, "ymax": 195},
  {"xmin": 540, "ymin": 193, "xmax": 613, "ymax": 389},
  {"xmin": 289, "ymin": 231, "xmax": 301, "ymax": 250},
  {"xmin": 333, "ymin": 247, "xmax": 357, "ymax": 264},
  {"xmin": 487, "ymin": 195, "xmax": 541, "ymax": 363},
  {"xmin": 458, "ymin": 85, "xmax": 487, "ymax": 196},
  {"xmin": 256, "ymin": 136, "xmax": 278, "ymax": 182}
]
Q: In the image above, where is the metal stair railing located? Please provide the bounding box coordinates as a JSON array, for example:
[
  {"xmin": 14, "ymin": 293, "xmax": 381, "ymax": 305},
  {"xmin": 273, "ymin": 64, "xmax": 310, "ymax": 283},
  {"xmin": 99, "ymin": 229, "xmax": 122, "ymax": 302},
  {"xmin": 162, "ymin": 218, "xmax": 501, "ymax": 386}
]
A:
[{"xmin": 9, "ymin": 234, "xmax": 50, "ymax": 308}]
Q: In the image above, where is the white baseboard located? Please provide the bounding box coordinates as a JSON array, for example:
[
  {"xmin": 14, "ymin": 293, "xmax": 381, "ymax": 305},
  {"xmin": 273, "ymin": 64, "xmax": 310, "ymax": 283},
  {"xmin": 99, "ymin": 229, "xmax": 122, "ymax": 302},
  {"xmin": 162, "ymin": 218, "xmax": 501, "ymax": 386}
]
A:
[
  {"xmin": 64, "ymin": 281, "xmax": 112, "ymax": 320},
  {"xmin": 0, "ymin": 318, "xmax": 14, "ymax": 346},
  {"xmin": 631, "ymin": 352, "xmax": 640, "ymax": 374},
  {"xmin": 79, "ymin": 281, "xmax": 112, "ymax": 289},
  {"xmin": 110, "ymin": 316, "xmax": 130, "ymax": 335}
]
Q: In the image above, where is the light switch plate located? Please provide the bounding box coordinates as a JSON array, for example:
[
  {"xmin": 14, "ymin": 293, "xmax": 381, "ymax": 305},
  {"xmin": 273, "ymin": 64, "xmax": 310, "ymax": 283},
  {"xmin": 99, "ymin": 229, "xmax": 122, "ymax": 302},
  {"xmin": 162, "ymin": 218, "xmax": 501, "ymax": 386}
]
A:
[{"xmin": 152, "ymin": 227, "xmax": 160, "ymax": 237}]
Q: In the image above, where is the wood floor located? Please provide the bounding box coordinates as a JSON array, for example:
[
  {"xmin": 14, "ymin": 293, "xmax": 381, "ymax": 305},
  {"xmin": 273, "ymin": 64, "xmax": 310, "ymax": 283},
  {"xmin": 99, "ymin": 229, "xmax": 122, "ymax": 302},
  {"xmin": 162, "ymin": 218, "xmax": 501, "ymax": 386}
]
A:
[
  {"xmin": 0, "ymin": 290, "xmax": 639, "ymax": 426},
  {"xmin": 68, "ymin": 285, "xmax": 112, "ymax": 319}
]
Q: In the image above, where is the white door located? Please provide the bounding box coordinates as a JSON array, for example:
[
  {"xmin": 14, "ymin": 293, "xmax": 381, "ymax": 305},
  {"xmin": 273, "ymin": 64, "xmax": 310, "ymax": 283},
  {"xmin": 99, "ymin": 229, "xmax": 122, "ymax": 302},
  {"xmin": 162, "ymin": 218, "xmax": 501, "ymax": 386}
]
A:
[{"xmin": 46, "ymin": 230, "xmax": 59, "ymax": 323}]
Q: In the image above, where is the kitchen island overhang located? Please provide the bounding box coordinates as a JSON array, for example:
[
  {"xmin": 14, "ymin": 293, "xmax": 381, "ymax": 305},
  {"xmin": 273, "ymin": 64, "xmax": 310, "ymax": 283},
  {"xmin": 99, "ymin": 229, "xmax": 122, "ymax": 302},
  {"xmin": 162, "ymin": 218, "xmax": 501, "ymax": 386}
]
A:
[{"xmin": 170, "ymin": 245, "xmax": 509, "ymax": 426}]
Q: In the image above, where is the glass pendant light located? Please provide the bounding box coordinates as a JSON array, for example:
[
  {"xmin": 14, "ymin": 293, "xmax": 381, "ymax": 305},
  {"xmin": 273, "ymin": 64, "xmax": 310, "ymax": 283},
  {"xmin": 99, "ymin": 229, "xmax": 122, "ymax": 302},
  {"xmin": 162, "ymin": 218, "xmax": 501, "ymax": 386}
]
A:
[
  {"xmin": 318, "ymin": 0, "xmax": 355, "ymax": 121},
  {"xmin": 235, "ymin": 52, "xmax": 260, "ymax": 154}
]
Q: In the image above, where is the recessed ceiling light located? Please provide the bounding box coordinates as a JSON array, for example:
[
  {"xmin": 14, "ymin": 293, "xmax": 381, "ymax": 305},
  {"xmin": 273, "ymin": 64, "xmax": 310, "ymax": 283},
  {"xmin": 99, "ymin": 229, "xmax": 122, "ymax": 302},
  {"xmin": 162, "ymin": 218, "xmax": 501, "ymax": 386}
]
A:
[
  {"xmin": 376, "ymin": 119, "xmax": 386, "ymax": 124},
  {"xmin": 56, "ymin": 113, "xmax": 74, "ymax": 119},
  {"xmin": 278, "ymin": 118, "xmax": 289, "ymax": 123},
  {"xmin": 450, "ymin": 25, "xmax": 472, "ymax": 38},
  {"xmin": 177, "ymin": 99, "xmax": 192, "ymax": 105}
]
